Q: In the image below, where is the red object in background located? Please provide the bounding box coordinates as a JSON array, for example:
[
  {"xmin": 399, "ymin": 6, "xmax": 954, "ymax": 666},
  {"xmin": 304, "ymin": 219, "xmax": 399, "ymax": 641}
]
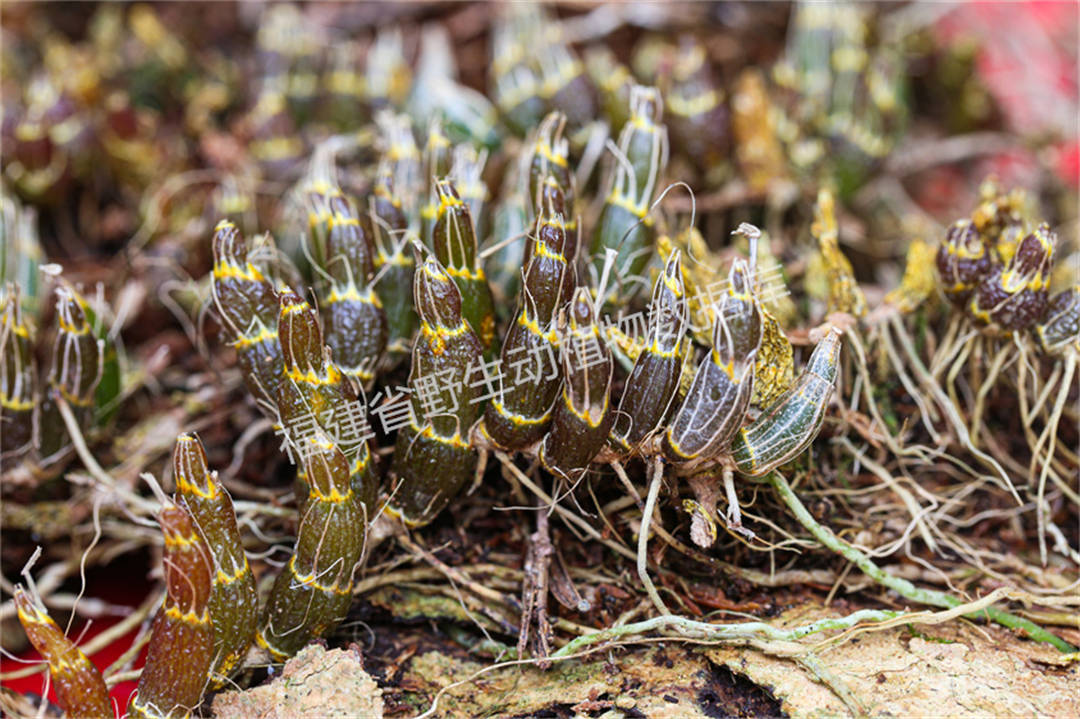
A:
[
  {"xmin": 1, "ymin": 559, "xmax": 152, "ymax": 718},
  {"xmin": 2, "ymin": 3, "xmax": 1077, "ymax": 716},
  {"xmin": 1055, "ymin": 140, "xmax": 1080, "ymax": 189},
  {"xmin": 932, "ymin": 2, "xmax": 1079, "ymax": 194},
  {"xmin": 976, "ymin": 148, "xmax": 1041, "ymax": 190},
  {"xmin": 935, "ymin": 1, "xmax": 1079, "ymax": 141},
  {"xmin": 912, "ymin": 165, "xmax": 968, "ymax": 220}
]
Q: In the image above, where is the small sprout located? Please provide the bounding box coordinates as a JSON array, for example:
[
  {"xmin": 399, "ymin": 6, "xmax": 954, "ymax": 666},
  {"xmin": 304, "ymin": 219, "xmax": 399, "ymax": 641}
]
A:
[
  {"xmin": 210, "ymin": 220, "xmax": 283, "ymax": 416},
  {"xmin": 936, "ymin": 220, "xmax": 992, "ymax": 307},
  {"xmin": 589, "ymin": 85, "xmax": 668, "ymax": 293},
  {"xmin": 1035, "ymin": 285, "xmax": 1080, "ymax": 355},
  {"xmin": 969, "ymin": 224, "xmax": 1054, "ymax": 330},
  {"xmin": 128, "ymin": 498, "xmax": 214, "ymax": 719},
  {"xmin": 388, "ymin": 257, "xmax": 484, "ymax": 527},
  {"xmin": 432, "ymin": 179, "xmax": 496, "ymax": 351},
  {"xmin": 258, "ymin": 431, "xmax": 368, "ymax": 659},
  {"xmin": 610, "ymin": 250, "xmax": 686, "ymax": 452},
  {"xmin": 173, "ymin": 433, "xmax": 258, "ymax": 686},
  {"xmin": 539, "ymin": 288, "xmax": 615, "ymax": 481},
  {"xmin": 482, "ymin": 182, "xmax": 573, "ymax": 450},
  {"xmin": 14, "ymin": 581, "xmax": 111, "ymax": 719}
]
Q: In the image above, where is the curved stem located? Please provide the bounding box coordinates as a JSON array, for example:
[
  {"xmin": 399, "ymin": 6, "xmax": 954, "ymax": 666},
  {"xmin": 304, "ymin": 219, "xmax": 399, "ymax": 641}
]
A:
[
  {"xmin": 638, "ymin": 456, "xmax": 670, "ymax": 616},
  {"xmin": 550, "ymin": 607, "xmax": 902, "ymax": 659},
  {"xmin": 767, "ymin": 470, "xmax": 1074, "ymax": 653}
]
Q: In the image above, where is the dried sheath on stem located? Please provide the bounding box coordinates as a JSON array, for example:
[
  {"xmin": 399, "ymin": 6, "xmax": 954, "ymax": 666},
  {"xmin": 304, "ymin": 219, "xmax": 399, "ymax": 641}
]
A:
[
  {"xmin": 0, "ymin": 288, "xmax": 36, "ymax": 460},
  {"xmin": 663, "ymin": 258, "xmax": 761, "ymax": 466},
  {"xmin": 38, "ymin": 284, "xmax": 103, "ymax": 466}
]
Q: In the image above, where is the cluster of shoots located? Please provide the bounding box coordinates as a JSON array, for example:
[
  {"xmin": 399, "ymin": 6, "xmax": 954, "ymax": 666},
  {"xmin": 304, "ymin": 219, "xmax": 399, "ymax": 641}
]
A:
[
  {"xmin": 0, "ymin": 1, "xmax": 911, "ymax": 222},
  {"xmin": 2, "ymin": 4, "xmax": 1076, "ymax": 718},
  {"xmin": 1, "ymin": 206, "xmax": 120, "ymax": 488},
  {"xmin": 6, "ymin": 71, "xmax": 854, "ymax": 719}
]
